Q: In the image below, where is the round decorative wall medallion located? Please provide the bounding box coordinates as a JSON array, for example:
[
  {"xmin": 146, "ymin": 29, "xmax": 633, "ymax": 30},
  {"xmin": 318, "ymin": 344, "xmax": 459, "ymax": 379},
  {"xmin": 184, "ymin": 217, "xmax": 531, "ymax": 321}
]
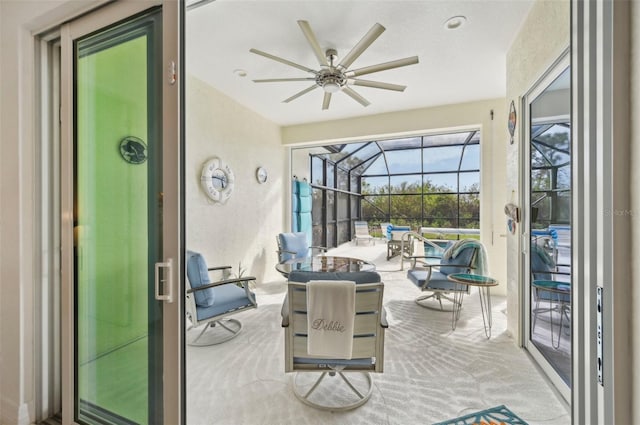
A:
[
  {"xmin": 119, "ymin": 136, "xmax": 147, "ymax": 164},
  {"xmin": 201, "ymin": 157, "xmax": 235, "ymax": 203}
]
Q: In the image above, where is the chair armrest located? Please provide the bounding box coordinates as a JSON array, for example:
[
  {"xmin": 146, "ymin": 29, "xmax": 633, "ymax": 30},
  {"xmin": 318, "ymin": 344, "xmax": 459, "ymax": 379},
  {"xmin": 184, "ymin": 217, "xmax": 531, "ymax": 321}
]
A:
[
  {"xmin": 380, "ymin": 307, "xmax": 389, "ymax": 328},
  {"xmin": 532, "ymin": 269, "xmax": 571, "ymax": 276},
  {"xmin": 281, "ymin": 296, "xmax": 290, "ymax": 327},
  {"xmin": 207, "ymin": 265, "xmax": 232, "ymax": 272},
  {"xmin": 407, "ymin": 255, "xmax": 442, "ymax": 268},
  {"xmin": 186, "ymin": 276, "xmax": 257, "ymax": 294},
  {"xmin": 310, "ymin": 245, "xmax": 328, "ymax": 252},
  {"xmin": 408, "ymin": 255, "xmax": 442, "ymax": 261}
]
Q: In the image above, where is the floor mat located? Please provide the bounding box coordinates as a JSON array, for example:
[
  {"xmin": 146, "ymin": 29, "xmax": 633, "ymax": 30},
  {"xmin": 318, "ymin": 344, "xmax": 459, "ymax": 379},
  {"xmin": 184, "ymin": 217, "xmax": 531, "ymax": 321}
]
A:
[{"xmin": 433, "ymin": 405, "xmax": 528, "ymax": 425}]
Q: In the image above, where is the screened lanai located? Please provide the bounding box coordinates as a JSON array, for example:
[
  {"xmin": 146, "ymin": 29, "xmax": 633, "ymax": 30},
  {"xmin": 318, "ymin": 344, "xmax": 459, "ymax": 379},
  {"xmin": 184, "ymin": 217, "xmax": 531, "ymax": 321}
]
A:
[
  {"xmin": 298, "ymin": 129, "xmax": 481, "ymax": 248},
  {"xmin": 530, "ymin": 122, "xmax": 571, "ymax": 229}
]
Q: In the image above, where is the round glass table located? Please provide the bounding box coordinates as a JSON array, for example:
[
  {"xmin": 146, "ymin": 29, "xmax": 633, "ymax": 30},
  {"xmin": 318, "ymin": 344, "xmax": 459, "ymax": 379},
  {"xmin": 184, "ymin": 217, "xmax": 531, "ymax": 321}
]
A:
[
  {"xmin": 447, "ymin": 273, "xmax": 499, "ymax": 338},
  {"xmin": 276, "ymin": 255, "xmax": 375, "ymax": 278}
]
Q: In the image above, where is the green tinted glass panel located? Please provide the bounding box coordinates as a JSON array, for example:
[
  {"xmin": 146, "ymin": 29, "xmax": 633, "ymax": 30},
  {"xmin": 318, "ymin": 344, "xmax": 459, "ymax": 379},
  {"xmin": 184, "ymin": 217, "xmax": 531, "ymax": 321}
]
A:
[{"xmin": 75, "ymin": 11, "xmax": 161, "ymax": 425}]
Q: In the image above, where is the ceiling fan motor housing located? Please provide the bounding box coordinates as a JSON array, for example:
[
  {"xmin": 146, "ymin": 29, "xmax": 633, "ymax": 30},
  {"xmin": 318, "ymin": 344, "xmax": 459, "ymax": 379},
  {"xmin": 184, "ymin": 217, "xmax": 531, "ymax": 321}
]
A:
[{"xmin": 316, "ymin": 68, "xmax": 347, "ymax": 93}]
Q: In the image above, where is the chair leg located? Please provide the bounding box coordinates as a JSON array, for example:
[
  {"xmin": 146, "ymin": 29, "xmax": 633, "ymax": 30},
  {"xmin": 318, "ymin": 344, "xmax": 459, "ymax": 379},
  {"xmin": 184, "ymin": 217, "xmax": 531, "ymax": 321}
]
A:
[
  {"xmin": 415, "ymin": 292, "xmax": 460, "ymax": 312},
  {"xmin": 187, "ymin": 318, "xmax": 243, "ymax": 346},
  {"xmin": 291, "ymin": 371, "xmax": 373, "ymax": 412}
]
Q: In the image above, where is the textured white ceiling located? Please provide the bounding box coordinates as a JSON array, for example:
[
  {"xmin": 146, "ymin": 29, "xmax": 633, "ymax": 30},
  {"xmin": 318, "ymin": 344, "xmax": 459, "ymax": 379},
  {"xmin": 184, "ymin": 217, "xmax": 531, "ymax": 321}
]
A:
[{"xmin": 186, "ymin": 0, "xmax": 535, "ymax": 126}]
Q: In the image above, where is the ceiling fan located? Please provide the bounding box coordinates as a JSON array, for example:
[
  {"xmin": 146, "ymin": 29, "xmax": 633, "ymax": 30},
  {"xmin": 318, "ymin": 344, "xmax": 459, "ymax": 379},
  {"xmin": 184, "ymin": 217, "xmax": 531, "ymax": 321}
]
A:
[{"xmin": 250, "ymin": 20, "xmax": 419, "ymax": 110}]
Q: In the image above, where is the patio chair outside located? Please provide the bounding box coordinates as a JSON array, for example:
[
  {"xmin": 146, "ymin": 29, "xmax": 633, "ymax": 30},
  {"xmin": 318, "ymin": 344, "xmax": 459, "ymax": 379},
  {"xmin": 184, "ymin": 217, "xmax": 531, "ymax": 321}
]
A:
[
  {"xmin": 386, "ymin": 225, "xmax": 412, "ymax": 260},
  {"xmin": 353, "ymin": 221, "xmax": 374, "ymax": 245},
  {"xmin": 379, "ymin": 222, "xmax": 392, "ymax": 243}
]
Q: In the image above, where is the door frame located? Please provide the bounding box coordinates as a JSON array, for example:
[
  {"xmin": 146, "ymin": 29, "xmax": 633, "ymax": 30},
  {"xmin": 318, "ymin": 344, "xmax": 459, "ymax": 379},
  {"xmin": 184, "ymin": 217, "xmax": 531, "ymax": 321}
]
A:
[
  {"xmin": 571, "ymin": 1, "xmax": 631, "ymax": 423},
  {"xmin": 519, "ymin": 50, "xmax": 571, "ymax": 402},
  {"xmin": 59, "ymin": 1, "xmax": 182, "ymax": 424}
]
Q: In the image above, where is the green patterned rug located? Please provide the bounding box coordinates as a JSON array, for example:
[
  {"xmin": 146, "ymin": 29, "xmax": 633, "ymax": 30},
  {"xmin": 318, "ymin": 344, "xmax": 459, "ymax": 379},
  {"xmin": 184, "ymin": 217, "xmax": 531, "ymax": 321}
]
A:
[{"xmin": 433, "ymin": 405, "xmax": 528, "ymax": 425}]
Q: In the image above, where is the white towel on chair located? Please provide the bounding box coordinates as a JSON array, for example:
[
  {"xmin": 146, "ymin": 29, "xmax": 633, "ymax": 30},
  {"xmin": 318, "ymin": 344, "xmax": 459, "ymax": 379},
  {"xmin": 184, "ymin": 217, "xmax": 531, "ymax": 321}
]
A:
[{"xmin": 306, "ymin": 280, "xmax": 356, "ymax": 359}]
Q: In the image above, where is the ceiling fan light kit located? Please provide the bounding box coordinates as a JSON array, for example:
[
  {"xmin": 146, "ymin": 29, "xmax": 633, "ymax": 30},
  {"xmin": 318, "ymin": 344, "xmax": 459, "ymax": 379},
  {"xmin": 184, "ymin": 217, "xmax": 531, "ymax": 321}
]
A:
[{"xmin": 250, "ymin": 20, "xmax": 419, "ymax": 110}]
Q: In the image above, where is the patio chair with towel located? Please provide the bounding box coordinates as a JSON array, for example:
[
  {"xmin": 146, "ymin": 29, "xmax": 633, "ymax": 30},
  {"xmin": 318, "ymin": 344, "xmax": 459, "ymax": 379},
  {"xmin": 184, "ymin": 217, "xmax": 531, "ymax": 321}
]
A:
[
  {"xmin": 281, "ymin": 270, "xmax": 387, "ymax": 411},
  {"xmin": 406, "ymin": 239, "xmax": 487, "ymax": 311}
]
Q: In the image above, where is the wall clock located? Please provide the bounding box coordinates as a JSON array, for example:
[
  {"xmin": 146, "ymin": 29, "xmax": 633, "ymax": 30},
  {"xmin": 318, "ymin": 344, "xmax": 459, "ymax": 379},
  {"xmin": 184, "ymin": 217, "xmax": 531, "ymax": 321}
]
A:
[
  {"xmin": 201, "ymin": 157, "xmax": 235, "ymax": 203},
  {"xmin": 256, "ymin": 166, "xmax": 268, "ymax": 184}
]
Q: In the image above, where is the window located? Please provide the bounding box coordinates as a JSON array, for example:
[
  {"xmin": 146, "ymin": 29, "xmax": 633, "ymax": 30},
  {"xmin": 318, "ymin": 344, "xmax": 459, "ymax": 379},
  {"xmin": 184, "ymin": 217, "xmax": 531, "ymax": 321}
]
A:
[{"xmin": 302, "ymin": 129, "xmax": 480, "ymax": 248}]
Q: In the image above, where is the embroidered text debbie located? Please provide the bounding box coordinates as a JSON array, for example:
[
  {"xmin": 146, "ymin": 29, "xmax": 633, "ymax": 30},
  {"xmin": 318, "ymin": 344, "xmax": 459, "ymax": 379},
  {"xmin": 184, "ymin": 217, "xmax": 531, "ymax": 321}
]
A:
[{"xmin": 311, "ymin": 319, "xmax": 346, "ymax": 333}]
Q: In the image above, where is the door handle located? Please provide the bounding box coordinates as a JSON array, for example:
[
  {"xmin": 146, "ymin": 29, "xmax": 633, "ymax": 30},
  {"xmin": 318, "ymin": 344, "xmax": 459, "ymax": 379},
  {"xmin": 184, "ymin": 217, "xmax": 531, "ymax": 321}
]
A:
[{"xmin": 155, "ymin": 258, "xmax": 173, "ymax": 303}]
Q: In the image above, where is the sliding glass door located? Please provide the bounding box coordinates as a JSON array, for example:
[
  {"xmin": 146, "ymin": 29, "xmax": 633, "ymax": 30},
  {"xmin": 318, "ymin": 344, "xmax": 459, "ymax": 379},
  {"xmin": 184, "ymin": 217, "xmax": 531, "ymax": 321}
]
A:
[
  {"xmin": 60, "ymin": 2, "xmax": 181, "ymax": 424},
  {"xmin": 523, "ymin": 52, "xmax": 571, "ymax": 401}
]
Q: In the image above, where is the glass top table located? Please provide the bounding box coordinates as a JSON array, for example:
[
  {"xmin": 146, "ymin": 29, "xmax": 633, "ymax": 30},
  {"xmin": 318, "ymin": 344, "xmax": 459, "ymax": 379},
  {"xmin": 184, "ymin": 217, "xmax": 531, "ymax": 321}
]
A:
[
  {"xmin": 447, "ymin": 272, "xmax": 499, "ymax": 338},
  {"xmin": 276, "ymin": 255, "xmax": 375, "ymax": 278}
]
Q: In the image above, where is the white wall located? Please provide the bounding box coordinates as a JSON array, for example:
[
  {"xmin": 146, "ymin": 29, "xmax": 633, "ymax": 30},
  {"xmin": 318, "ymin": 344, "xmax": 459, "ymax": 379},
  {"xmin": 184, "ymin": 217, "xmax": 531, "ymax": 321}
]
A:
[
  {"xmin": 282, "ymin": 99, "xmax": 509, "ymax": 296},
  {"xmin": 186, "ymin": 75, "xmax": 285, "ymax": 284},
  {"xmin": 505, "ymin": 0, "xmax": 570, "ymax": 339}
]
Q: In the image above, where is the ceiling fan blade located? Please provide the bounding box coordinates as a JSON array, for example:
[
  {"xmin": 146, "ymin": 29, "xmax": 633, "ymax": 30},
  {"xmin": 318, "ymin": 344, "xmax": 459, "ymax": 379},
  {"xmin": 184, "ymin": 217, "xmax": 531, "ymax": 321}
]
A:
[
  {"xmin": 253, "ymin": 77, "xmax": 316, "ymax": 83},
  {"xmin": 345, "ymin": 56, "xmax": 419, "ymax": 77},
  {"xmin": 250, "ymin": 48, "xmax": 317, "ymax": 74},
  {"xmin": 298, "ymin": 20, "xmax": 330, "ymax": 67},
  {"xmin": 342, "ymin": 87, "xmax": 370, "ymax": 107},
  {"xmin": 322, "ymin": 92, "xmax": 332, "ymax": 110},
  {"xmin": 337, "ymin": 23, "xmax": 385, "ymax": 70},
  {"xmin": 350, "ymin": 79, "xmax": 407, "ymax": 92},
  {"xmin": 283, "ymin": 84, "xmax": 319, "ymax": 103}
]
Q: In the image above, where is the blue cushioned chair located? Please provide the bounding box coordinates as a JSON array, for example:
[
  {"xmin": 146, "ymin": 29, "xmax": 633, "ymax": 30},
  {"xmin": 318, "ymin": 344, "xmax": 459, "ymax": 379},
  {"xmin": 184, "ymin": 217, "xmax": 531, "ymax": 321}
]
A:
[
  {"xmin": 406, "ymin": 240, "xmax": 483, "ymax": 311},
  {"xmin": 531, "ymin": 243, "xmax": 571, "ymax": 348},
  {"xmin": 276, "ymin": 232, "xmax": 327, "ymax": 264},
  {"xmin": 185, "ymin": 250, "xmax": 258, "ymax": 346},
  {"xmin": 386, "ymin": 225, "xmax": 412, "ymax": 260},
  {"xmin": 281, "ymin": 270, "xmax": 387, "ymax": 411}
]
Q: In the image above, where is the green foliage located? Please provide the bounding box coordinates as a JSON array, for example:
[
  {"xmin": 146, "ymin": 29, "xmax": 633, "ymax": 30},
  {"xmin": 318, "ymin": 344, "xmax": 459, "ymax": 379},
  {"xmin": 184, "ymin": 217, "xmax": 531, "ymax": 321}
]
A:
[{"xmin": 362, "ymin": 178, "xmax": 479, "ymax": 229}]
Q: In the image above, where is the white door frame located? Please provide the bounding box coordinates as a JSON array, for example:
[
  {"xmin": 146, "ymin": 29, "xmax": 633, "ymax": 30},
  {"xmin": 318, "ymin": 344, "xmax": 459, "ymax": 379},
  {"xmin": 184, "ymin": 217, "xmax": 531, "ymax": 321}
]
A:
[{"xmin": 571, "ymin": 0, "xmax": 631, "ymax": 424}]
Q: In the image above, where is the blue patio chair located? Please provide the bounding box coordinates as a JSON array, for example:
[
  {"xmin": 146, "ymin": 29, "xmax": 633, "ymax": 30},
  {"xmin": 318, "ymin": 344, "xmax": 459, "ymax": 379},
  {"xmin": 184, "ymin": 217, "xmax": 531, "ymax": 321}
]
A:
[
  {"xmin": 276, "ymin": 232, "xmax": 327, "ymax": 263},
  {"xmin": 185, "ymin": 250, "xmax": 258, "ymax": 346},
  {"xmin": 406, "ymin": 239, "xmax": 486, "ymax": 311},
  {"xmin": 531, "ymin": 243, "xmax": 571, "ymax": 348}
]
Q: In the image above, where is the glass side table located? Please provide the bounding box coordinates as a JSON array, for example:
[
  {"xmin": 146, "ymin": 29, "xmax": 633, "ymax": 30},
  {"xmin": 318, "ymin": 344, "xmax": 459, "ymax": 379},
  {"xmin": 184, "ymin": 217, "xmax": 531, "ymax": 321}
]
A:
[{"xmin": 447, "ymin": 273, "xmax": 499, "ymax": 338}]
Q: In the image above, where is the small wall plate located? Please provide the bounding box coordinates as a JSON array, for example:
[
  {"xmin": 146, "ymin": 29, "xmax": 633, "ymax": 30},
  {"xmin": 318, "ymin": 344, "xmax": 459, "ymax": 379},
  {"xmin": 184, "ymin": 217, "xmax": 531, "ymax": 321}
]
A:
[{"xmin": 256, "ymin": 166, "xmax": 268, "ymax": 184}]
